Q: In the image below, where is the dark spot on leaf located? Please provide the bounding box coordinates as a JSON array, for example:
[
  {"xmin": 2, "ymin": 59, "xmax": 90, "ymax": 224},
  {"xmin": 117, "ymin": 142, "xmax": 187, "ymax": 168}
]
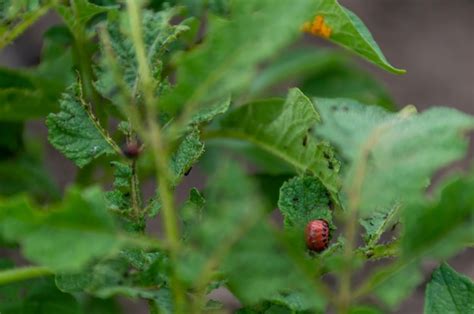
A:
[
  {"xmin": 342, "ymin": 106, "xmax": 349, "ymax": 112},
  {"xmin": 184, "ymin": 167, "xmax": 192, "ymax": 176},
  {"xmin": 328, "ymin": 199, "xmax": 335, "ymax": 211},
  {"xmin": 391, "ymin": 222, "xmax": 399, "ymax": 231},
  {"xmin": 302, "ymin": 135, "xmax": 308, "ymax": 147}
]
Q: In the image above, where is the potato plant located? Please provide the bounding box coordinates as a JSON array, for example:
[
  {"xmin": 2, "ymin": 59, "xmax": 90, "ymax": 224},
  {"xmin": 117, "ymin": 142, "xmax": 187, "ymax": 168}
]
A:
[{"xmin": 0, "ymin": 1, "xmax": 472, "ymax": 313}]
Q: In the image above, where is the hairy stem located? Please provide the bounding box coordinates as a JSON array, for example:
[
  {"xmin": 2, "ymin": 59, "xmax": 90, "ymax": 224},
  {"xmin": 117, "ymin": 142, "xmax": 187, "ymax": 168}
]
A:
[
  {"xmin": 338, "ymin": 208, "xmax": 358, "ymax": 313},
  {"xmin": 97, "ymin": 27, "xmax": 145, "ymax": 136},
  {"xmin": 130, "ymin": 158, "xmax": 142, "ymax": 220},
  {"xmin": 0, "ymin": 4, "xmax": 51, "ymax": 49},
  {"xmin": 125, "ymin": 0, "xmax": 185, "ymax": 311},
  {"xmin": 0, "ymin": 266, "xmax": 53, "ymax": 286},
  {"xmin": 337, "ymin": 132, "xmax": 379, "ymax": 313}
]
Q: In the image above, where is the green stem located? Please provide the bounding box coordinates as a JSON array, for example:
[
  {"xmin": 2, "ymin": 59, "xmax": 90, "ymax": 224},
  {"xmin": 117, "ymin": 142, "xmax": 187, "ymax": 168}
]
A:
[
  {"xmin": 69, "ymin": 3, "xmax": 103, "ymax": 117},
  {"xmin": 0, "ymin": 4, "xmax": 52, "ymax": 49},
  {"xmin": 0, "ymin": 266, "xmax": 53, "ymax": 286},
  {"xmin": 125, "ymin": 0, "xmax": 185, "ymax": 311},
  {"xmin": 337, "ymin": 132, "xmax": 379, "ymax": 313},
  {"xmin": 97, "ymin": 26, "xmax": 145, "ymax": 136},
  {"xmin": 338, "ymin": 209, "xmax": 358, "ymax": 313},
  {"xmin": 130, "ymin": 158, "xmax": 142, "ymax": 221}
]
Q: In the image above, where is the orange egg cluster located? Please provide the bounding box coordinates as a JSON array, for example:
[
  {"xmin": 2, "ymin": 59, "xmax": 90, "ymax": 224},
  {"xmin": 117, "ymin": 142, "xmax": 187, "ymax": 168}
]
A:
[{"xmin": 301, "ymin": 15, "xmax": 332, "ymax": 38}]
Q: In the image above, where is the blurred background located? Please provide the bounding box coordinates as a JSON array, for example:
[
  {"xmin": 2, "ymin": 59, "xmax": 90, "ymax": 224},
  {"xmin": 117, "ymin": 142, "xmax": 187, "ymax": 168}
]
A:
[{"xmin": 0, "ymin": 0, "xmax": 472, "ymax": 313}]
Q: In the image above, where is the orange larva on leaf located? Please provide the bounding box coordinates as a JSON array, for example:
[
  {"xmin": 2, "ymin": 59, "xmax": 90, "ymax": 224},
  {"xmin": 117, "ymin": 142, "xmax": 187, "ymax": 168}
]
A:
[{"xmin": 305, "ymin": 219, "xmax": 330, "ymax": 252}]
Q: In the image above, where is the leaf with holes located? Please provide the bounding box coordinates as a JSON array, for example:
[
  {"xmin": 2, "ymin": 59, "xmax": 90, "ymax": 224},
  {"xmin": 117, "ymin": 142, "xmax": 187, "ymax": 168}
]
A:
[
  {"xmin": 211, "ymin": 88, "xmax": 341, "ymax": 195},
  {"xmin": 315, "ymin": 98, "xmax": 474, "ymax": 214}
]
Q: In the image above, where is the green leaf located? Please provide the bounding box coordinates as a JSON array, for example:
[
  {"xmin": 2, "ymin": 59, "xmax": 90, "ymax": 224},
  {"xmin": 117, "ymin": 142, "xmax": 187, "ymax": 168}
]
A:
[
  {"xmin": 96, "ymin": 7, "xmax": 188, "ymax": 104},
  {"xmin": 0, "ymin": 153, "xmax": 60, "ymax": 201},
  {"xmin": 224, "ymin": 224, "xmax": 326, "ymax": 310},
  {"xmin": 315, "ymin": 98, "xmax": 474, "ymax": 213},
  {"xmin": 0, "ymin": 88, "xmax": 49, "ymax": 120},
  {"xmin": 56, "ymin": 252, "xmax": 169, "ymax": 303},
  {"xmin": 161, "ymin": 0, "xmax": 315, "ymax": 113},
  {"xmin": 299, "ymin": 54, "xmax": 395, "ymax": 110},
  {"xmin": 110, "ymin": 161, "xmax": 132, "ymax": 189},
  {"xmin": 0, "ymin": 187, "xmax": 123, "ymax": 271},
  {"xmin": 425, "ymin": 263, "xmax": 474, "ymax": 314},
  {"xmin": 0, "ymin": 1, "xmax": 40, "ymax": 21},
  {"xmin": 0, "ymin": 64, "xmax": 72, "ymax": 121},
  {"xmin": 178, "ymin": 160, "xmax": 266, "ymax": 285},
  {"xmin": 0, "ymin": 121, "xmax": 23, "ymax": 159},
  {"xmin": 201, "ymin": 140, "xmax": 294, "ymax": 176},
  {"xmin": 35, "ymin": 25, "xmax": 75, "ymax": 81},
  {"xmin": 55, "ymin": 0, "xmax": 114, "ymax": 32},
  {"xmin": 348, "ymin": 306, "xmax": 384, "ymax": 314},
  {"xmin": 181, "ymin": 188, "xmax": 206, "ymax": 240},
  {"xmin": 254, "ymin": 174, "xmax": 292, "ymax": 210},
  {"xmin": 0, "ymin": 1, "xmax": 51, "ymax": 49},
  {"xmin": 360, "ymin": 203, "xmax": 400, "ymax": 246},
  {"xmin": 189, "ymin": 96, "xmax": 231, "ymax": 126},
  {"xmin": 268, "ymin": 290, "xmax": 326, "ymax": 312},
  {"xmin": 168, "ymin": 0, "xmax": 230, "ymax": 17},
  {"xmin": 179, "ymin": 160, "xmax": 325, "ymax": 310},
  {"xmin": 402, "ymin": 173, "xmax": 474, "ymax": 259},
  {"xmin": 210, "ymin": 88, "xmax": 341, "ymax": 194},
  {"xmin": 0, "ymin": 278, "xmax": 81, "ymax": 314},
  {"xmin": 251, "ymin": 48, "xmax": 395, "ymax": 110},
  {"xmin": 46, "ymin": 83, "xmax": 118, "ymax": 168},
  {"xmin": 309, "ymin": 0, "xmax": 404, "ymax": 74},
  {"xmin": 278, "ymin": 176, "xmax": 333, "ymax": 228},
  {"xmin": 105, "ymin": 161, "xmax": 132, "ymax": 212},
  {"xmin": 0, "ymin": 260, "xmax": 80, "ymax": 314},
  {"xmin": 0, "ymin": 23, "xmax": 73, "ymax": 121},
  {"xmin": 170, "ymin": 128, "xmax": 204, "ymax": 185},
  {"xmin": 373, "ymin": 262, "xmax": 422, "ymax": 310},
  {"xmin": 0, "ymin": 130, "xmax": 60, "ymax": 232}
]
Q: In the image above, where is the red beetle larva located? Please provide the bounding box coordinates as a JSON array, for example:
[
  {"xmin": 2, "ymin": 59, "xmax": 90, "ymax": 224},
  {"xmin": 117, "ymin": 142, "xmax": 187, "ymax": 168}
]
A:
[{"xmin": 305, "ymin": 219, "xmax": 330, "ymax": 252}]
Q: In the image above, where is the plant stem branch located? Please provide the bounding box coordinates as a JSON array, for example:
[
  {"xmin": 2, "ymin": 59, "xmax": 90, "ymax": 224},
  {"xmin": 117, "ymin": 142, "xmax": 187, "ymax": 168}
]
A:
[
  {"xmin": 125, "ymin": 1, "xmax": 185, "ymax": 311},
  {"xmin": 0, "ymin": 4, "xmax": 52, "ymax": 49},
  {"xmin": 337, "ymin": 129, "xmax": 382, "ymax": 313},
  {"xmin": 0, "ymin": 266, "xmax": 53, "ymax": 286},
  {"xmin": 97, "ymin": 27, "xmax": 146, "ymax": 136},
  {"xmin": 130, "ymin": 158, "xmax": 142, "ymax": 220}
]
